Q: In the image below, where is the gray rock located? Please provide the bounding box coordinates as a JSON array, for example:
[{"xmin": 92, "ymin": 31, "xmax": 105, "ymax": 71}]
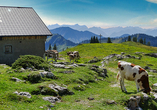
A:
[
  {"xmin": 53, "ymin": 64, "xmax": 65, "ymax": 68},
  {"xmin": 11, "ymin": 77, "xmax": 22, "ymax": 82},
  {"xmin": 39, "ymin": 71, "xmax": 54, "ymax": 78},
  {"xmin": 14, "ymin": 91, "xmax": 31, "ymax": 98},
  {"xmin": 77, "ymin": 64, "xmax": 86, "ymax": 66},
  {"xmin": 103, "ymin": 54, "xmax": 117, "ymax": 60},
  {"xmin": 127, "ymin": 96, "xmax": 141, "ymax": 110},
  {"xmin": 149, "ymin": 69, "xmax": 157, "ymax": 73},
  {"xmin": 142, "ymin": 93, "xmax": 149, "ymax": 100},
  {"xmin": 144, "ymin": 66, "xmax": 151, "ymax": 70},
  {"xmin": 145, "ymin": 53, "xmax": 157, "ymax": 58},
  {"xmin": 106, "ymin": 100, "xmax": 117, "ymax": 105},
  {"xmin": 121, "ymin": 52, "xmax": 125, "ymax": 55},
  {"xmin": 116, "ymin": 55, "xmax": 123, "ymax": 60},
  {"xmin": 153, "ymin": 83, "xmax": 157, "ymax": 87},
  {"xmin": 125, "ymin": 54, "xmax": 131, "ymax": 58},
  {"xmin": 153, "ymin": 93, "xmax": 157, "ymax": 100},
  {"xmin": 48, "ymin": 84, "xmax": 74, "ymax": 96},
  {"xmin": 43, "ymin": 96, "xmax": 61, "ymax": 103}
]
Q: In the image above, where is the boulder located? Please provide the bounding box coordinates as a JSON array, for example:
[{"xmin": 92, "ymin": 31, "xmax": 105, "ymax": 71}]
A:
[
  {"xmin": 126, "ymin": 96, "xmax": 141, "ymax": 110},
  {"xmin": 48, "ymin": 84, "xmax": 74, "ymax": 96},
  {"xmin": 14, "ymin": 91, "xmax": 31, "ymax": 98},
  {"xmin": 43, "ymin": 96, "xmax": 61, "ymax": 104},
  {"xmin": 11, "ymin": 77, "xmax": 22, "ymax": 82},
  {"xmin": 53, "ymin": 64, "xmax": 65, "ymax": 68},
  {"xmin": 145, "ymin": 53, "xmax": 157, "ymax": 58},
  {"xmin": 144, "ymin": 66, "xmax": 151, "ymax": 70},
  {"xmin": 149, "ymin": 69, "xmax": 157, "ymax": 73},
  {"xmin": 39, "ymin": 71, "xmax": 54, "ymax": 78}
]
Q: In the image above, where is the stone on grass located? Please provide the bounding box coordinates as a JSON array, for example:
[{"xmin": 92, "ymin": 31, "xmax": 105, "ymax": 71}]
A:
[
  {"xmin": 11, "ymin": 77, "xmax": 22, "ymax": 82},
  {"xmin": 14, "ymin": 91, "xmax": 31, "ymax": 98},
  {"xmin": 48, "ymin": 84, "xmax": 74, "ymax": 96},
  {"xmin": 39, "ymin": 71, "xmax": 54, "ymax": 78},
  {"xmin": 43, "ymin": 96, "xmax": 61, "ymax": 104}
]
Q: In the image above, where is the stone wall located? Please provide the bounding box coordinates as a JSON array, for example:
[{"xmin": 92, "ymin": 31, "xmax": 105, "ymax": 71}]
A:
[{"xmin": 0, "ymin": 36, "xmax": 47, "ymax": 65}]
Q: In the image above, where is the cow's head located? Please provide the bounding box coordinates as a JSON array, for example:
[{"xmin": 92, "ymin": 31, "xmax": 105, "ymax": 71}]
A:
[
  {"xmin": 138, "ymin": 74, "xmax": 151, "ymax": 94},
  {"xmin": 67, "ymin": 51, "xmax": 73, "ymax": 56}
]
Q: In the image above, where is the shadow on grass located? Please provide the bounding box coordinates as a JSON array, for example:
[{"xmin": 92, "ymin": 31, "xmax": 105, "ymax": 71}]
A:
[{"xmin": 122, "ymin": 91, "xmax": 137, "ymax": 95}]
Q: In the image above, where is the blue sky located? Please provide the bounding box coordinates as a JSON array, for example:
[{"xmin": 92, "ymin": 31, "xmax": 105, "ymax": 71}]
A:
[{"xmin": 1, "ymin": 0, "xmax": 157, "ymax": 28}]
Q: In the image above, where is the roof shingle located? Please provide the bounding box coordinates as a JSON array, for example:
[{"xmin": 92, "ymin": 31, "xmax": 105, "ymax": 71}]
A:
[{"xmin": 0, "ymin": 6, "xmax": 52, "ymax": 36}]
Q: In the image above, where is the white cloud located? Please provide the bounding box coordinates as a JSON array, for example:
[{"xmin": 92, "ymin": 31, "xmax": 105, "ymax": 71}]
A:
[
  {"xmin": 146, "ymin": 0, "xmax": 157, "ymax": 4},
  {"xmin": 150, "ymin": 18, "xmax": 157, "ymax": 24}
]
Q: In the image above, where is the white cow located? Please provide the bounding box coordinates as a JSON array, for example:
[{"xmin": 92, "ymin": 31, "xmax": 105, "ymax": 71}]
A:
[{"xmin": 117, "ymin": 61, "xmax": 151, "ymax": 94}]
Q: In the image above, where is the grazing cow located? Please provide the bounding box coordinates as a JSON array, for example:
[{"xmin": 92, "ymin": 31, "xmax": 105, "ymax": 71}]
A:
[
  {"xmin": 73, "ymin": 51, "xmax": 80, "ymax": 60},
  {"xmin": 45, "ymin": 50, "xmax": 58, "ymax": 62},
  {"xmin": 69, "ymin": 53, "xmax": 76, "ymax": 63},
  {"xmin": 67, "ymin": 51, "xmax": 73, "ymax": 58},
  {"xmin": 67, "ymin": 51, "xmax": 80, "ymax": 63},
  {"xmin": 67, "ymin": 51, "xmax": 73, "ymax": 56},
  {"xmin": 117, "ymin": 61, "xmax": 151, "ymax": 94}
]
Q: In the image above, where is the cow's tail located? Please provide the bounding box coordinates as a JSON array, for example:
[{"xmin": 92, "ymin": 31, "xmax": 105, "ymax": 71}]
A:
[{"xmin": 117, "ymin": 71, "xmax": 120, "ymax": 80}]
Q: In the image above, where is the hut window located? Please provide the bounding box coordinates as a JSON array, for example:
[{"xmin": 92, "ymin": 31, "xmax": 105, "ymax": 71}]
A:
[{"xmin": 5, "ymin": 45, "xmax": 12, "ymax": 54}]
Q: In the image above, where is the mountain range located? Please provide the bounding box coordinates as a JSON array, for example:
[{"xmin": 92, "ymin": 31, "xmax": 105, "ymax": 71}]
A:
[
  {"xmin": 49, "ymin": 27, "xmax": 99, "ymax": 43},
  {"xmin": 46, "ymin": 32, "xmax": 157, "ymax": 52},
  {"xmin": 46, "ymin": 24, "xmax": 157, "ymax": 52},
  {"xmin": 45, "ymin": 34, "xmax": 77, "ymax": 52},
  {"xmin": 47, "ymin": 24, "xmax": 157, "ymax": 37}
]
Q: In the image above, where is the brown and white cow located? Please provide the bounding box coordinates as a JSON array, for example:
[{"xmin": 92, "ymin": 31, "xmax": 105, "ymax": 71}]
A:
[
  {"xmin": 73, "ymin": 51, "xmax": 81, "ymax": 60},
  {"xmin": 117, "ymin": 61, "xmax": 151, "ymax": 94},
  {"xmin": 67, "ymin": 51, "xmax": 80, "ymax": 63},
  {"xmin": 69, "ymin": 53, "xmax": 77, "ymax": 63}
]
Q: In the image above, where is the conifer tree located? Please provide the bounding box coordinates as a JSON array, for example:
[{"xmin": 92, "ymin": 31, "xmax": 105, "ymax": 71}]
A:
[
  {"xmin": 53, "ymin": 44, "xmax": 57, "ymax": 50},
  {"xmin": 90, "ymin": 37, "xmax": 93, "ymax": 43},
  {"xmin": 147, "ymin": 42, "xmax": 150, "ymax": 46},
  {"xmin": 139, "ymin": 38, "xmax": 143, "ymax": 44},
  {"xmin": 128, "ymin": 36, "xmax": 131, "ymax": 41},
  {"xmin": 95, "ymin": 37, "xmax": 99, "ymax": 43},
  {"xmin": 107, "ymin": 37, "xmax": 112, "ymax": 43},
  {"xmin": 133, "ymin": 37, "xmax": 137, "ymax": 42},
  {"xmin": 143, "ymin": 38, "xmax": 146, "ymax": 45},
  {"xmin": 93, "ymin": 36, "xmax": 96, "ymax": 43},
  {"xmin": 49, "ymin": 44, "xmax": 51, "ymax": 50}
]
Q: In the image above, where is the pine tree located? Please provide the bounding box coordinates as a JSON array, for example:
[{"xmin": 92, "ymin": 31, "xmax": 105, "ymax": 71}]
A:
[
  {"xmin": 49, "ymin": 44, "xmax": 51, "ymax": 50},
  {"xmin": 53, "ymin": 44, "xmax": 57, "ymax": 50},
  {"xmin": 128, "ymin": 36, "xmax": 131, "ymax": 41},
  {"xmin": 133, "ymin": 37, "xmax": 137, "ymax": 42},
  {"xmin": 90, "ymin": 37, "xmax": 93, "ymax": 43},
  {"xmin": 95, "ymin": 37, "xmax": 99, "ymax": 43},
  {"xmin": 107, "ymin": 37, "xmax": 112, "ymax": 43},
  {"xmin": 139, "ymin": 38, "xmax": 143, "ymax": 44},
  {"xmin": 147, "ymin": 42, "xmax": 150, "ymax": 46},
  {"xmin": 93, "ymin": 36, "xmax": 96, "ymax": 43},
  {"xmin": 143, "ymin": 38, "xmax": 146, "ymax": 45}
]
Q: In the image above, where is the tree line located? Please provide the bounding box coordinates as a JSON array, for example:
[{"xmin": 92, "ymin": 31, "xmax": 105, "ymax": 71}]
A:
[
  {"xmin": 90, "ymin": 36, "xmax": 112, "ymax": 43},
  {"xmin": 127, "ymin": 36, "xmax": 150, "ymax": 46}
]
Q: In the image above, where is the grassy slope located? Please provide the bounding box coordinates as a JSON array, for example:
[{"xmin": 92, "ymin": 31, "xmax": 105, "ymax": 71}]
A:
[{"xmin": 1, "ymin": 42, "xmax": 157, "ymax": 110}]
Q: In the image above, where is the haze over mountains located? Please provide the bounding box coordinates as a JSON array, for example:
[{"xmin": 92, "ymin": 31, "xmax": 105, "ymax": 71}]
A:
[{"xmin": 48, "ymin": 24, "xmax": 157, "ymax": 37}]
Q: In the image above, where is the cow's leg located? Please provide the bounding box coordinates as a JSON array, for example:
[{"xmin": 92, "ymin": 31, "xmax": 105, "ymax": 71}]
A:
[
  {"xmin": 135, "ymin": 80, "xmax": 140, "ymax": 92},
  {"xmin": 120, "ymin": 76, "xmax": 127, "ymax": 92}
]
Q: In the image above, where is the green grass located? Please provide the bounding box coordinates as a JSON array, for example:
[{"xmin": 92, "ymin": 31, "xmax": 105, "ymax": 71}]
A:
[{"xmin": 1, "ymin": 42, "xmax": 157, "ymax": 109}]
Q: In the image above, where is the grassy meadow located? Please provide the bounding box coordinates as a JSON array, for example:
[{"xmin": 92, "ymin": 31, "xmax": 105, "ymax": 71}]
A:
[{"xmin": 1, "ymin": 41, "xmax": 157, "ymax": 110}]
